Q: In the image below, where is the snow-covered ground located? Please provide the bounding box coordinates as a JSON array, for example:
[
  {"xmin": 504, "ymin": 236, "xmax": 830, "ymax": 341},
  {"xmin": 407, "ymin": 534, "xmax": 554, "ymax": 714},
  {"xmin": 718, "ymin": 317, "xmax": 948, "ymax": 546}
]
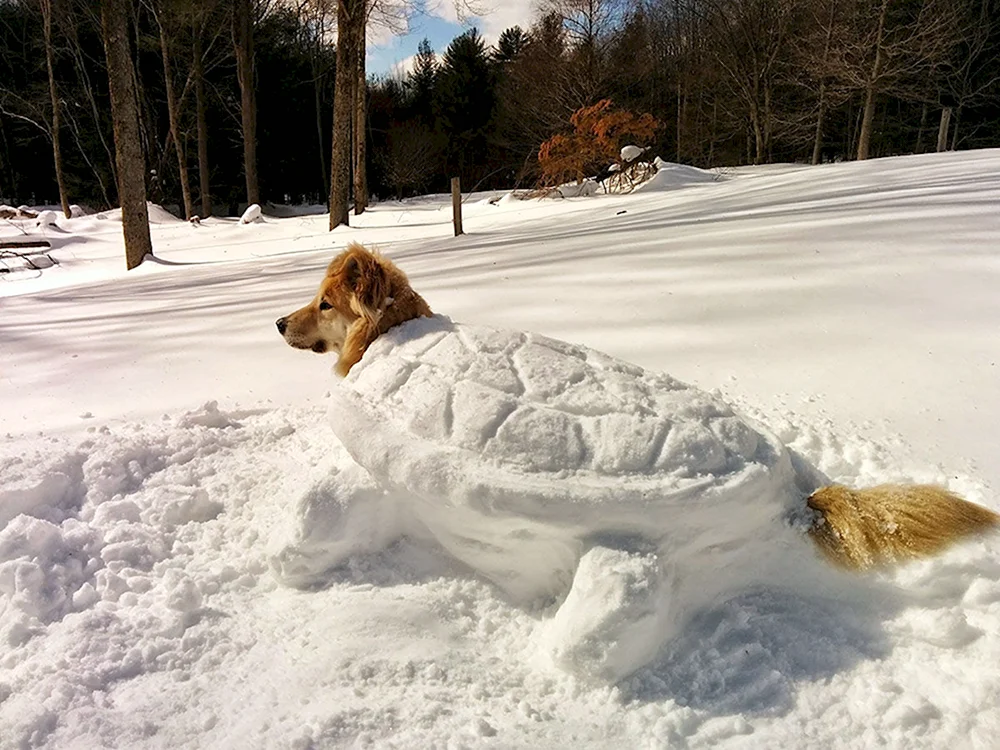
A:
[{"xmin": 2, "ymin": 150, "xmax": 1000, "ymax": 749}]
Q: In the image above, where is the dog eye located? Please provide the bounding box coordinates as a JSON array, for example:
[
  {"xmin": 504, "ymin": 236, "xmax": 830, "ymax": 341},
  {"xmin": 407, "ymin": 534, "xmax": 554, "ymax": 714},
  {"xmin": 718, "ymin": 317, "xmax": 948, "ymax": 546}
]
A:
[{"xmin": 319, "ymin": 301, "xmax": 332, "ymax": 311}]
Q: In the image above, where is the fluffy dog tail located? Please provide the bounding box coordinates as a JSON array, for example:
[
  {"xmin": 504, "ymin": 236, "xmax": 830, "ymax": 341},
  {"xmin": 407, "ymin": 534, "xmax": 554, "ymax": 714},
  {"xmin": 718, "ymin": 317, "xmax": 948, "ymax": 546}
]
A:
[{"xmin": 807, "ymin": 484, "xmax": 999, "ymax": 570}]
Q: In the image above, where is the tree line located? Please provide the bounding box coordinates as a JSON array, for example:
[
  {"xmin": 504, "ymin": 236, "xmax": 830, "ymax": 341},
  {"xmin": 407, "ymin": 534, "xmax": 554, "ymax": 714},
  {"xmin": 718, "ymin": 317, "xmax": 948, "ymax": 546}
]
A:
[{"xmin": 1, "ymin": 0, "xmax": 998, "ymax": 266}]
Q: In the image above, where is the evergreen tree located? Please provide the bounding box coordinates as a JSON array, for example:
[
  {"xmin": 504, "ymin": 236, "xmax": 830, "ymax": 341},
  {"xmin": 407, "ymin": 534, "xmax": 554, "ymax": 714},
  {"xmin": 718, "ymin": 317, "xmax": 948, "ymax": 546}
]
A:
[
  {"xmin": 407, "ymin": 38, "xmax": 437, "ymax": 124},
  {"xmin": 493, "ymin": 26, "xmax": 529, "ymax": 65},
  {"xmin": 435, "ymin": 29, "xmax": 497, "ymax": 183}
]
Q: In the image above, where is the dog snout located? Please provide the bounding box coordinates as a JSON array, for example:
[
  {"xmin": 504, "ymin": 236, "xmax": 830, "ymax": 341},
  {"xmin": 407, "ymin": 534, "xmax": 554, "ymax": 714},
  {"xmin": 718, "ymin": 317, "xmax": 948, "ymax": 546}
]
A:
[{"xmin": 276, "ymin": 316, "xmax": 288, "ymax": 335}]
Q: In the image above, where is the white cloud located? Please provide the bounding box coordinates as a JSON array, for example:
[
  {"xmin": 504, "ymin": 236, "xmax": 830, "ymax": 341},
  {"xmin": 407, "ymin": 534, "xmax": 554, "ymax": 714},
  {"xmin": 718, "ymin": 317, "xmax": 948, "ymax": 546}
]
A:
[
  {"xmin": 470, "ymin": 0, "xmax": 538, "ymax": 44},
  {"xmin": 429, "ymin": 0, "xmax": 538, "ymax": 46},
  {"xmin": 367, "ymin": 0, "xmax": 538, "ymax": 76}
]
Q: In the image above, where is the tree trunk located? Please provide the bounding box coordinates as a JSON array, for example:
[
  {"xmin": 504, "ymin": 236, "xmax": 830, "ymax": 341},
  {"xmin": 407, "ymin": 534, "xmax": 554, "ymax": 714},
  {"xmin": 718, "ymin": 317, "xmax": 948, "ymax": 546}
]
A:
[
  {"xmin": 811, "ymin": 81, "xmax": 827, "ymax": 165},
  {"xmin": 915, "ymin": 101, "xmax": 928, "ymax": 153},
  {"xmin": 0, "ymin": 117, "xmax": 17, "ymax": 200},
  {"xmin": 936, "ymin": 106, "xmax": 952, "ymax": 152},
  {"xmin": 857, "ymin": 0, "xmax": 891, "ymax": 161},
  {"xmin": 707, "ymin": 97, "xmax": 717, "ymax": 166},
  {"xmin": 749, "ymin": 97, "xmax": 765, "ymax": 165},
  {"xmin": 329, "ymin": 0, "xmax": 361, "ymax": 230},
  {"xmin": 64, "ymin": 13, "xmax": 118, "ymax": 199},
  {"xmin": 676, "ymin": 82, "xmax": 683, "ymax": 162},
  {"xmin": 233, "ymin": 0, "xmax": 259, "ymax": 206},
  {"xmin": 812, "ymin": 7, "xmax": 836, "ymax": 166},
  {"xmin": 193, "ymin": 29, "xmax": 211, "ymax": 217},
  {"xmin": 156, "ymin": 10, "xmax": 193, "ymax": 220},
  {"xmin": 763, "ymin": 82, "xmax": 773, "ymax": 163},
  {"xmin": 100, "ymin": 0, "xmax": 152, "ymax": 270},
  {"xmin": 353, "ymin": 23, "xmax": 367, "ymax": 215},
  {"xmin": 950, "ymin": 107, "xmax": 961, "ymax": 151},
  {"xmin": 313, "ymin": 48, "xmax": 328, "ymax": 201},
  {"xmin": 41, "ymin": 0, "xmax": 71, "ymax": 218}
]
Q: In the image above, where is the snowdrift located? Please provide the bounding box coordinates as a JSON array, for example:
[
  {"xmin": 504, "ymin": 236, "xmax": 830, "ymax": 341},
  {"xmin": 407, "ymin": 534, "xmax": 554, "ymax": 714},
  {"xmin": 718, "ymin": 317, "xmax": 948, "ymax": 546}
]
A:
[{"xmin": 638, "ymin": 158, "xmax": 721, "ymax": 190}]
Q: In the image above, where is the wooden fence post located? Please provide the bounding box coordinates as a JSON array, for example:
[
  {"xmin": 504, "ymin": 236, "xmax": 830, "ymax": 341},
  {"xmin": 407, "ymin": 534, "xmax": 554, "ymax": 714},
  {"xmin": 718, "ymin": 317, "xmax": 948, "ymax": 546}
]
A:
[{"xmin": 451, "ymin": 176, "xmax": 463, "ymax": 236}]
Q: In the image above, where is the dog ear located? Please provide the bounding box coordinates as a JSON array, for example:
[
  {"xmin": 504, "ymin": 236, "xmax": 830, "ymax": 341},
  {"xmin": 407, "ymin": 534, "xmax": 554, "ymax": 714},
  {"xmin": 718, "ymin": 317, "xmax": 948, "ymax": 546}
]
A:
[{"xmin": 343, "ymin": 250, "xmax": 389, "ymax": 319}]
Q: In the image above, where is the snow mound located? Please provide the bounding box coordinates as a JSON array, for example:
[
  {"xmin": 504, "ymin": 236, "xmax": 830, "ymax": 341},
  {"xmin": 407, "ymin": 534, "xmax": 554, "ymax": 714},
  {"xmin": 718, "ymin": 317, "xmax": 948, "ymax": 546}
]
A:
[
  {"xmin": 146, "ymin": 204, "xmax": 184, "ymax": 224},
  {"xmin": 36, "ymin": 210, "xmax": 58, "ymax": 227},
  {"xmin": 620, "ymin": 144, "xmax": 647, "ymax": 162},
  {"xmin": 554, "ymin": 179, "xmax": 599, "ymax": 198},
  {"xmin": 97, "ymin": 203, "xmax": 185, "ymax": 224},
  {"xmin": 637, "ymin": 159, "xmax": 721, "ymax": 191},
  {"xmin": 239, "ymin": 204, "xmax": 263, "ymax": 224},
  {"xmin": 276, "ymin": 316, "xmax": 827, "ymax": 680}
]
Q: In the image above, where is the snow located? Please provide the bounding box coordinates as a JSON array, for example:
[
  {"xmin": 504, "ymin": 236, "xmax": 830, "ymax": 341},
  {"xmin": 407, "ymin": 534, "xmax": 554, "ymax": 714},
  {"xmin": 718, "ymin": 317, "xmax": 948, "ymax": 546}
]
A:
[
  {"xmin": 2, "ymin": 149, "xmax": 1000, "ymax": 748},
  {"xmin": 35, "ymin": 210, "xmax": 58, "ymax": 227},
  {"xmin": 239, "ymin": 203, "xmax": 263, "ymax": 224},
  {"xmin": 554, "ymin": 178, "xmax": 599, "ymax": 198},
  {"xmin": 642, "ymin": 158, "xmax": 721, "ymax": 190},
  {"xmin": 621, "ymin": 144, "xmax": 646, "ymax": 162}
]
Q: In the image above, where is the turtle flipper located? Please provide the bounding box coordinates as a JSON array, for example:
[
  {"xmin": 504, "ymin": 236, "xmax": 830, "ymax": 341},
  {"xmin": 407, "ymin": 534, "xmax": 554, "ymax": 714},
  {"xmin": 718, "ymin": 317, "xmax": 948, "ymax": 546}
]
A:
[
  {"xmin": 270, "ymin": 464, "xmax": 401, "ymax": 588},
  {"xmin": 541, "ymin": 545, "xmax": 673, "ymax": 683}
]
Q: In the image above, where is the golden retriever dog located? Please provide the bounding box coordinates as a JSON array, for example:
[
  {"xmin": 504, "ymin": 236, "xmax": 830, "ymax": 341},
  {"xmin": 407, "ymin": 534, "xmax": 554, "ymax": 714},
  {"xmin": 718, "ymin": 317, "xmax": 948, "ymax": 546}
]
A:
[
  {"xmin": 276, "ymin": 243, "xmax": 432, "ymax": 377},
  {"xmin": 277, "ymin": 243, "xmax": 998, "ymax": 571}
]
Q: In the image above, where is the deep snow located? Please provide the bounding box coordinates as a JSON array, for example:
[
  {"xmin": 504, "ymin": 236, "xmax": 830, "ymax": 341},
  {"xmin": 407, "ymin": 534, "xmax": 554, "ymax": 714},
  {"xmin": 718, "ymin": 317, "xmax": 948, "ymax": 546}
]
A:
[{"xmin": 2, "ymin": 151, "xmax": 1000, "ymax": 749}]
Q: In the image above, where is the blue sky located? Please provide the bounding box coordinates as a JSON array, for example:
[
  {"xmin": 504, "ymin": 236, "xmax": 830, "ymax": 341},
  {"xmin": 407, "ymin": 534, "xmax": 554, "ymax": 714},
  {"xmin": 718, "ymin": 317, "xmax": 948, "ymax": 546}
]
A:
[{"xmin": 366, "ymin": 2, "xmax": 537, "ymax": 78}]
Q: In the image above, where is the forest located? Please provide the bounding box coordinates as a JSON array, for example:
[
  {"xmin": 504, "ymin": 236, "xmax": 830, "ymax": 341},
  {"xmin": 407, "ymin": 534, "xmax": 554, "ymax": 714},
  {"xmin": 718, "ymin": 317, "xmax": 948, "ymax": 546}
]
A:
[{"xmin": 1, "ymin": 0, "xmax": 998, "ymax": 219}]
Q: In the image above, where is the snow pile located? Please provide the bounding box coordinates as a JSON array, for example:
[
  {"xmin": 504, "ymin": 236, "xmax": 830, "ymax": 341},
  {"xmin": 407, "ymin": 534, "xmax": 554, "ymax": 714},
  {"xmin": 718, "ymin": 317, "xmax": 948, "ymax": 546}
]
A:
[
  {"xmin": 35, "ymin": 210, "xmax": 58, "ymax": 227},
  {"xmin": 239, "ymin": 203, "xmax": 263, "ymax": 224},
  {"xmin": 620, "ymin": 144, "xmax": 647, "ymax": 162},
  {"xmin": 96, "ymin": 202, "xmax": 184, "ymax": 224},
  {"xmin": 274, "ymin": 316, "xmax": 833, "ymax": 680},
  {"xmin": 554, "ymin": 179, "xmax": 599, "ymax": 198},
  {"xmin": 637, "ymin": 158, "xmax": 721, "ymax": 191}
]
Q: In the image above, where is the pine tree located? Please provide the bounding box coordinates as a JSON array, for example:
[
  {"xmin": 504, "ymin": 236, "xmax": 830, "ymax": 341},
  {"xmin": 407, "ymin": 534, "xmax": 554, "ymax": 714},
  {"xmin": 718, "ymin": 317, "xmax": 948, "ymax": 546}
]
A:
[
  {"xmin": 408, "ymin": 38, "xmax": 437, "ymax": 125},
  {"xmin": 493, "ymin": 26, "xmax": 529, "ymax": 65},
  {"xmin": 435, "ymin": 29, "xmax": 496, "ymax": 182}
]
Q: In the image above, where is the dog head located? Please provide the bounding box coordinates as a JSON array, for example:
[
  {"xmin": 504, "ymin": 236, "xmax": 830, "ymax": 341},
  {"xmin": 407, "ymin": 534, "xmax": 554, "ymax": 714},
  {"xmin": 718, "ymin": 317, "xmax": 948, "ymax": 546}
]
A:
[{"xmin": 276, "ymin": 243, "xmax": 390, "ymax": 355}]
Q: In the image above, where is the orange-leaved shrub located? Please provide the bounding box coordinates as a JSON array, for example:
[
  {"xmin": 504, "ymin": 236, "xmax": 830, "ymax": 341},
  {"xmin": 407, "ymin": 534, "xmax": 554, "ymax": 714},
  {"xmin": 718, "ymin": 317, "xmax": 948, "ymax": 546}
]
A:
[{"xmin": 537, "ymin": 100, "xmax": 660, "ymax": 188}]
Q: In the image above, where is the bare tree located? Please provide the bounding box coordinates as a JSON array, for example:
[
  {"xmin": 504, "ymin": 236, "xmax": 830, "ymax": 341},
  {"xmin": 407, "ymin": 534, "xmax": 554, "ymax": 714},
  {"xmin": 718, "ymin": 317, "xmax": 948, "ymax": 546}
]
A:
[
  {"xmin": 708, "ymin": 0, "xmax": 798, "ymax": 164},
  {"xmin": 797, "ymin": 0, "xmax": 853, "ymax": 164},
  {"xmin": 353, "ymin": 18, "xmax": 367, "ymax": 214},
  {"xmin": 40, "ymin": 0, "xmax": 71, "ymax": 217},
  {"xmin": 100, "ymin": 0, "xmax": 152, "ymax": 269},
  {"xmin": 62, "ymin": 1, "xmax": 117, "ymax": 205},
  {"xmin": 233, "ymin": 0, "xmax": 259, "ymax": 204},
  {"xmin": 297, "ymin": 0, "xmax": 335, "ymax": 199},
  {"xmin": 327, "ymin": 0, "xmax": 481, "ymax": 230},
  {"xmin": 933, "ymin": 0, "xmax": 1000, "ymax": 151},
  {"xmin": 329, "ymin": 0, "xmax": 362, "ymax": 228},
  {"xmin": 822, "ymin": 0, "xmax": 963, "ymax": 160},
  {"xmin": 538, "ymin": 0, "xmax": 625, "ymax": 102},
  {"xmin": 150, "ymin": 0, "xmax": 194, "ymax": 219},
  {"xmin": 379, "ymin": 123, "xmax": 441, "ymax": 198},
  {"xmin": 193, "ymin": 19, "xmax": 211, "ymax": 216}
]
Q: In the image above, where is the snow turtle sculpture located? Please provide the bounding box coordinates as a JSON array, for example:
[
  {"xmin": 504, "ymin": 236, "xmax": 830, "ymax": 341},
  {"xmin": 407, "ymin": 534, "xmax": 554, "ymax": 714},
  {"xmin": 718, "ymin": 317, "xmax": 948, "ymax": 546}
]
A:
[
  {"xmin": 272, "ymin": 315, "xmax": 828, "ymax": 680},
  {"xmin": 272, "ymin": 248, "xmax": 997, "ymax": 682}
]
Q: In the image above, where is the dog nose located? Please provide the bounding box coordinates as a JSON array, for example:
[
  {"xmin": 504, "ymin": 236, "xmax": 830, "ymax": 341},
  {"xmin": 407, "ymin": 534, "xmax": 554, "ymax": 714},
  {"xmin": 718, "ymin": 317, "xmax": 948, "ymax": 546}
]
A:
[{"xmin": 276, "ymin": 317, "xmax": 287, "ymax": 335}]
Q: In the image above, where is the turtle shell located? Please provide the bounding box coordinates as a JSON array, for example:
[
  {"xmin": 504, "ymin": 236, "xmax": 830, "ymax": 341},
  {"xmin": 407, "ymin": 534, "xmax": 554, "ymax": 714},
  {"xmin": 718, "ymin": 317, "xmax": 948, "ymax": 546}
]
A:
[{"xmin": 328, "ymin": 316, "xmax": 800, "ymax": 601}]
